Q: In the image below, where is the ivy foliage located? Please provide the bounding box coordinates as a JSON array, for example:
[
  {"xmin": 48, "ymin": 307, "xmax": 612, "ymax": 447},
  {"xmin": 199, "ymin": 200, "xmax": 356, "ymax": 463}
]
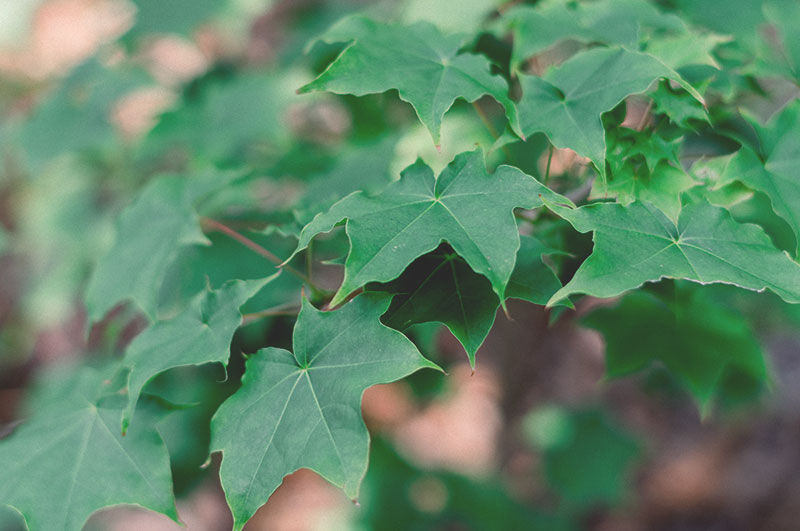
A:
[{"xmin": 1, "ymin": 0, "xmax": 800, "ymax": 529}]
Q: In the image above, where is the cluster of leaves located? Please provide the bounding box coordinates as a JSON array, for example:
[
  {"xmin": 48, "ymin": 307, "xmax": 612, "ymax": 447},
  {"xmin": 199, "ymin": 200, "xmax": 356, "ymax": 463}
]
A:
[{"xmin": 1, "ymin": 0, "xmax": 799, "ymax": 529}]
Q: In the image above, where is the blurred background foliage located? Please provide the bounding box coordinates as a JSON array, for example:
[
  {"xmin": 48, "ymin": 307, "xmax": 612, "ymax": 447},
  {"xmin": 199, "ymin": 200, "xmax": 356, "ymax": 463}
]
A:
[{"xmin": 1, "ymin": 0, "xmax": 800, "ymax": 530}]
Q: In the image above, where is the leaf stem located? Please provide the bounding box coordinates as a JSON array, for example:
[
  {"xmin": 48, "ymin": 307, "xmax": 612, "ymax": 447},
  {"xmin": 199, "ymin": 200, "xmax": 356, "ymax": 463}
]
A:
[
  {"xmin": 201, "ymin": 217, "xmax": 321, "ymax": 291},
  {"xmin": 242, "ymin": 303, "xmax": 302, "ymax": 325},
  {"xmin": 472, "ymin": 101, "xmax": 499, "ymax": 139},
  {"xmin": 544, "ymin": 144, "xmax": 553, "ymax": 184},
  {"xmin": 635, "ymin": 99, "xmax": 654, "ymax": 131}
]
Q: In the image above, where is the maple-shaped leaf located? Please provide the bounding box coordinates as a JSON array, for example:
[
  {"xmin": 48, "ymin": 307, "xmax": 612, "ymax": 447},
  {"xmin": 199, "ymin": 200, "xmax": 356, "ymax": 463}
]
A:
[
  {"xmin": 584, "ymin": 285, "xmax": 768, "ymax": 408},
  {"xmin": 369, "ymin": 236, "xmax": 564, "ymax": 367},
  {"xmin": 299, "ymin": 17, "xmax": 521, "ymax": 145},
  {"xmin": 85, "ymin": 171, "xmax": 240, "ymax": 323},
  {"xmin": 513, "ymin": 47, "xmax": 703, "ymax": 178},
  {"xmin": 719, "ymin": 101, "xmax": 800, "ymax": 255},
  {"xmin": 650, "ymin": 81, "xmax": 709, "ymax": 129},
  {"xmin": 545, "ymin": 199, "xmax": 800, "ymax": 306},
  {"xmin": 211, "ymin": 294, "xmax": 438, "ymax": 530},
  {"xmin": 120, "ymin": 276, "xmax": 276, "ymax": 432},
  {"xmin": 499, "ymin": 0, "xmax": 683, "ymax": 73},
  {"xmin": 0, "ymin": 366, "xmax": 177, "ymax": 531},
  {"xmin": 596, "ymin": 126, "xmax": 696, "ymax": 221},
  {"xmin": 290, "ymin": 150, "xmax": 571, "ymax": 307},
  {"xmin": 643, "ymin": 31, "xmax": 729, "ymax": 70}
]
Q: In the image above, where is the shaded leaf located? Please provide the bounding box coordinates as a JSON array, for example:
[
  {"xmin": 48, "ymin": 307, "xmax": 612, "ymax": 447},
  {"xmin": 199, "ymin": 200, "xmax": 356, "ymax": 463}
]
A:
[
  {"xmin": 0, "ymin": 365, "xmax": 177, "ymax": 531},
  {"xmin": 121, "ymin": 276, "xmax": 277, "ymax": 432},
  {"xmin": 720, "ymin": 101, "xmax": 800, "ymax": 254},
  {"xmin": 370, "ymin": 236, "xmax": 564, "ymax": 366},
  {"xmin": 584, "ymin": 285, "xmax": 768, "ymax": 407},
  {"xmin": 85, "ymin": 171, "xmax": 240, "ymax": 322}
]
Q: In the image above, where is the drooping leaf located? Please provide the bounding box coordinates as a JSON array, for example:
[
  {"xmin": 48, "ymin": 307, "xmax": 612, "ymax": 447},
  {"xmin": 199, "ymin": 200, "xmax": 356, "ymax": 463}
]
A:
[
  {"xmin": 720, "ymin": 101, "xmax": 800, "ymax": 255},
  {"xmin": 211, "ymin": 294, "xmax": 438, "ymax": 530},
  {"xmin": 291, "ymin": 149, "xmax": 571, "ymax": 307},
  {"xmin": 0, "ymin": 365, "xmax": 177, "ymax": 531},
  {"xmin": 584, "ymin": 285, "xmax": 768, "ymax": 408},
  {"xmin": 513, "ymin": 47, "xmax": 703, "ymax": 177},
  {"xmin": 120, "ymin": 276, "xmax": 277, "ymax": 432},
  {"xmin": 545, "ymin": 199, "xmax": 800, "ymax": 305},
  {"xmin": 299, "ymin": 17, "xmax": 521, "ymax": 145},
  {"xmin": 85, "ymin": 170, "xmax": 240, "ymax": 322},
  {"xmin": 369, "ymin": 236, "xmax": 564, "ymax": 367}
]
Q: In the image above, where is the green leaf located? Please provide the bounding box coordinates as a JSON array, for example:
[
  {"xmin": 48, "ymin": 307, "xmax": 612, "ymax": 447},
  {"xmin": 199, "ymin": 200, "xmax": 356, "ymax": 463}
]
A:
[
  {"xmin": 545, "ymin": 199, "xmax": 800, "ymax": 305},
  {"xmin": 401, "ymin": 0, "xmax": 501, "ymax": 33},
  {"xmin": 584, "ymin": 285, "xmax": 768, "ymax": 408},
  {"xmin": 369, "ymin": 235, "xmax": 564, "ymax": 367},
  {"xmin": 720, "ymin": 101, "xmax": 800, "ymax": 255},
  {"xmin": 650, "ymin": 81, "xmax": 709, "ymax": 129},
  {"xmin": 523, "ymin": 407, "xmax": 639, "ymax": 508},
  {"xmin": 120, "ymin": 276, "xmax": 277, "ymax": 432},
  {"xmin": 643, "ymin": 31, "xmax": 728, "ymax": 70},
  {"xmin": 85, "ymin": 171, "xmax": 239, "ymax": 323},
  {"xmin": 0, "ymin": 365, "xmax": 177, "ymax": 531},
  {"xmin": 141, "ymin": 70, "xmax": 297, "ymax": 165},
  {"xmin": 514, "ymin": 47, "xmax": 703, "ymax": 177},
  {"xmin": 211, "ymin": 293, "xmax": 438, "ymax": 530},
  {"xmin": 500, "ymin": 0, "xmax": 683, "ymax": 72},
  {"xmin": 126, "ymin": 0, "xmax": 224, "ymax": 41},
  {"xmin": 299, "ymin": 17, "xmax": 521, "ymax": 145},
  {"xmin": 292, "ymin": 149, "xmax": 571, "ymax": 307},
  {"xmin": 595, "ymin": 159, "xmax": 696, "ymax": 223},
  {"xmin": 16, "ymin": 60, "xmax": 148, "ymax": 171}
]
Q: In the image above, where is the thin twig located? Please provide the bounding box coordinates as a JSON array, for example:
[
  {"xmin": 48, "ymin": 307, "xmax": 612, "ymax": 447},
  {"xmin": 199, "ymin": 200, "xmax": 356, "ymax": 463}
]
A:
[
  {"xmin": 201, "ymin": 217, "xmax": 319, "ymax": 289},
  {"xmin": 242, "ymin": 303, "xmax": 302, "ymax": 325},
  {"xmin": 544, "ymin": 144, "xmax": 554, "ymax": 184},
  {"xmin": 472, "ymin": 101, "xmax": 499, "ymax": 139},
  {"xmin": 635, "ymin": 99, "xmax": 654, "ymax": 131}
]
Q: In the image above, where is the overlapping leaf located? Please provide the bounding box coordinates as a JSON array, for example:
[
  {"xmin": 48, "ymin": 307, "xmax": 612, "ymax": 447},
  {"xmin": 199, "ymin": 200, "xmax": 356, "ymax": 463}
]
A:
[
  {"xmin": 545, "ymin": 199, "xmax": 800, "ymax": 305},
  {"xmin": 584, "ymin": 285, "xmax": 768, "ymax": 407},
  {"xmin": 0, "ymin": 366, "xmax": 177, "ymax": 531},
  {"xmin": 211, "ymin": 294, "xmax": 438, "ymax": 530},
  {"xmin": 499, "ymin": 0, "xmax": 684, "ymax": 72},
  {"xmin": 720, "ymin": 101, "xmax": 800, "ymax": 255},
  {"xmin": 120, "ymin": 276, "xmax": 276, "ymax": 432},
  {"xmin": 291, "ymin": 150, "xmax": 570, "ymax": 307},
  {"xmin": 369, "ymin": 236, "xmax": 564, "ymax": 367},
  {"xmin": 300, "ymin": 17, "xmax": 521, "ymax": 145},
  {"xmin": 512, "ymin": 47, "xmax": 703, "ymax": 179},
  {"xmin": 85, "ymin": 171, "xmax": 240, "ymax": 322}
]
